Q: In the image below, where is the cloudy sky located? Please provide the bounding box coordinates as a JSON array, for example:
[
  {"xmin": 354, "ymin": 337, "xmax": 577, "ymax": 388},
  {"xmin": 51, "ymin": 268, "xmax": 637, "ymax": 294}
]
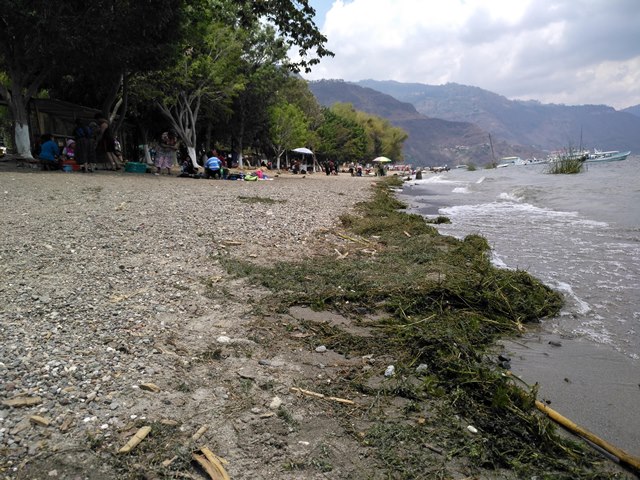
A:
[{"xmin": 303, "ymin": 0, "xmax": 640, "ymax": 109}]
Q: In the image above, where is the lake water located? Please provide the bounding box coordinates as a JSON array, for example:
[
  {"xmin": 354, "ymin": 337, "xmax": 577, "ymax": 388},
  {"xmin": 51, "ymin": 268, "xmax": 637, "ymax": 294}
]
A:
[{"xmin": 399, "ymin": 156, "xmax": 640, "ymax": 458}]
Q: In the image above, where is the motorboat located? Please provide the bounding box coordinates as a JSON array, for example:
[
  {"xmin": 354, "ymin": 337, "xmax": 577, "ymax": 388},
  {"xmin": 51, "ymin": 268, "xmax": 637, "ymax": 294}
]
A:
[{"xmin": 584, "ymin": 149, "xmax": 630, "ymax": 163}]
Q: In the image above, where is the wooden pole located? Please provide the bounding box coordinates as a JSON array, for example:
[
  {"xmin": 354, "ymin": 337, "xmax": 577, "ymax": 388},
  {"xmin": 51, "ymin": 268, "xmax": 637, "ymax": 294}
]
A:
[{"xmin": 535, "ymin": 400, "xmax": 640, "ymax": 473}]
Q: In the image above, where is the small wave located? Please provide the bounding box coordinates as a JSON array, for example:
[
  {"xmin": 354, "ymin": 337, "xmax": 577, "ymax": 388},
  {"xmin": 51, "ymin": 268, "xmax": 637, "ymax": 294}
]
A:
[
  {"xmin": 490, "ymin": 252, "xmax": 511, "ymax": 269},
  {"xmin": 498, "ymin": 192, "xmax": 521, "ymax": 202},
  {"xmin": 476, "ymin": 176, "xmax": 486, "ymax": 184},
  {"xmin": 554, "ymin": 281, "xmax": 591, "ymax": 315},
  {"xmin": 452, "ymin": 187, "xmax": 470, "ymax": 194}
]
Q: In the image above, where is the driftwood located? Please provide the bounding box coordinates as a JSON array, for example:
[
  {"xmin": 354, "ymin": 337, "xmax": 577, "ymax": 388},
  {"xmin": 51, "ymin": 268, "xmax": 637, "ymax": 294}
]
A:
[
  {"xmin": 535, "ymin": 400, "xmax": 640, "ymax": 472},
  {"xmin": 192, "ymin": 446, "xmax": 230, "ymax": 480},
  {"xmin": 139, "ymin": 383, "xmax": 161, "ymax": 393},
  {"xmin": 336, "ymin": 232, "xmax": 371, "ymax": 245},
  {"xmin": 29, "ymin": 415, "xmax": 51, "ymax": 427},
  {"xmin": 290, "ymin": 387, "xmax": 356, "ymax": 405},
  {"xmin": 2, "ymin": 396, "xmax": 42, "ymax": 407},
  {"xmin": 334, "ymin": 248, "xmax": 349, "ymax": 259},
  {"xmin": 118, "ymin": 426, "xmax": 152, "ymax": 453},
  {"xmin": 191, "ymin": 424, "xmax": 209, "ymax": 442}
]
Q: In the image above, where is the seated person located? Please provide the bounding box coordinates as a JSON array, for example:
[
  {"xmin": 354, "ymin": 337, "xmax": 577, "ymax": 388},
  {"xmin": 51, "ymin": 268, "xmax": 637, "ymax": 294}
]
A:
[
  {"xmin": 178, "ymin": 156, "xmax": 200, "ymax": 178},
  {"xmin": 62, "ymin": 139, "xmax": 76, "ymax": 161},
  {"xmin": 38, "ymin": 134, "xmax": 61, "ymax": 170},
  {"xmin": 204, "ymin": 150, "xmax": 222, "ymax": 179}
]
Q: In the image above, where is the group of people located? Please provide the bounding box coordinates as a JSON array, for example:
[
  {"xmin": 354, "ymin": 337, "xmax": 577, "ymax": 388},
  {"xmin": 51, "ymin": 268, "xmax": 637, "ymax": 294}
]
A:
[
  {"xmin": 347, "ymin": 162, "xmax": 365, "ymax": 177},
  {"xmin": 36, "ymin": 116, "xmax": 123, "ymax": 172}
]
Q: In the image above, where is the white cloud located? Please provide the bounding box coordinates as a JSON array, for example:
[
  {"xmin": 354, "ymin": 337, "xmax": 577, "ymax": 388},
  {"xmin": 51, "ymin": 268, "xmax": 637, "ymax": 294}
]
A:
[{"xmin": 303, "ymin": 0, "xmax": 640, "ymax": 108}]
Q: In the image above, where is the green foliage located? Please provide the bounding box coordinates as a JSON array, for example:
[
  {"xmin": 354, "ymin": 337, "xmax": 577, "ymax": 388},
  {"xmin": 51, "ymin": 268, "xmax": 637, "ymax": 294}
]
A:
[
  {"xmin": 269, "ymin": 101, "xmax": 310, "ymax": 164},
  {"xmin": 315, "ymin": 103, "xmax": 408, "ymax": 163},
  {"xmin": 316, "ymin": 107, "xmax": 368, "ymax": 163}
]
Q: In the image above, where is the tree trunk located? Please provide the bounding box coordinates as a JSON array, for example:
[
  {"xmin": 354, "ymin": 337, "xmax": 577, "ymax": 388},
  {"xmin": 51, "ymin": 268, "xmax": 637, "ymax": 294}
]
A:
[
  {"xmin": 187, "ymin": 146, "xmax": 198, "ymax": 169},
  {"xmin": 9, "ymin": 95, "xmax": 33, "ymax": 159}
]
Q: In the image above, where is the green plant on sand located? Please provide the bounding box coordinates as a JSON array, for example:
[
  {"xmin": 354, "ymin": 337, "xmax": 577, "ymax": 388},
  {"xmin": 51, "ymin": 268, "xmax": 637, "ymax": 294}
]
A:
[{"xmin": 221, "ymin": 177, "xmax": 627, "ymax": 479}]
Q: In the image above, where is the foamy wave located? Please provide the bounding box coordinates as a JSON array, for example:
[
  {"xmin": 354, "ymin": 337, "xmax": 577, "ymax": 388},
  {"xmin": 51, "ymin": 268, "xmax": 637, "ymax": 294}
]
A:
[
  {"xmin": 438, "ymin": 201, "xmax": 606, "ymax": 229},
  {"xmin": 490, "ymin": 252, "xmax": 511, "ymax": 269},
  {"xmin": 411, "ymin": 175, "xmax": 465, "ymax": 186},
  {"xmin": 555, "ymin": 281, "xmax": 591, "ymax": 315},
  {"xmin": 572, "ymin": 325, "xmax": 614, "ymax": 345},
  {"xmin": 498, "ymin": 192, "xmax": 521, "ymax": 202},
  {"xmin": 452, "ymin": 187, "xmax": 470, "ymax": 194},
  {"xmin": 476, "ymin": 176, "xmax": 486, "ymax": 184}
]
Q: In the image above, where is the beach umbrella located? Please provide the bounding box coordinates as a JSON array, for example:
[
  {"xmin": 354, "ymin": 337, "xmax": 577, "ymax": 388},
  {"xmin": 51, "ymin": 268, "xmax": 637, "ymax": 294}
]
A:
[
  {"xmin": 292, "ymin": 147, "xmax": 313, "ymax": 155},
  {"xmin": 372, "ymin": 156, "xmax": 392, "ymax": 163}
]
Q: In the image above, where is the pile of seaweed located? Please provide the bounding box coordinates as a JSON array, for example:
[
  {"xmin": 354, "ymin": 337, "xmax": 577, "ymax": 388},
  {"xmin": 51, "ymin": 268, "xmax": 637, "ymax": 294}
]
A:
[{"xmin": 222, "ymin": 178, "xmax": 625, "ymax": 479}]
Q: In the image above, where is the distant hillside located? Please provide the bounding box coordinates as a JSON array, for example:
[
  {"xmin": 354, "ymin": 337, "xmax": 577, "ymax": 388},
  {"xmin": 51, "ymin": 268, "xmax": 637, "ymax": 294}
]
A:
[
  {"xmin": 308, "ymin": 80, "xmax": 536, "ymax": 166},
  {"xmin": 356, "ymin": 80, "xmax": 640, "ymax": 153},
  {"xmin": 622, "ymin": 105, "xmax": 640, "ymax": 117}
]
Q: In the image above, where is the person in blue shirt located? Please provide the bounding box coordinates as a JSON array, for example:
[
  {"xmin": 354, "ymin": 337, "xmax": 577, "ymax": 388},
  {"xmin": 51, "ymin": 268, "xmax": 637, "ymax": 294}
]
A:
[
  {"xmin": 38, "ymin": 134, "xmax": 61, "ymax": 170},
  {"xmin": 204, "ymin": 150, "xmax": 222, "ymax": 179}
]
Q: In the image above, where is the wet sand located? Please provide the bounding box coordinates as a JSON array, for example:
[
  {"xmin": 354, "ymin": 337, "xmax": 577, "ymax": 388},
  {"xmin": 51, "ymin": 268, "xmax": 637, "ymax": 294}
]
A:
[{"xmin": 501, "ymin": 332, "xmax": 640, "ymax": 459}]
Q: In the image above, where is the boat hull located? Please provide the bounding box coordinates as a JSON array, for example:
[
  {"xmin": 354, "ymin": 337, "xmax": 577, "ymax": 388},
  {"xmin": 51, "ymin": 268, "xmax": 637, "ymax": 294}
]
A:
[{"xmin": 584, "ymin": 151, "xmax": 630, "ymax": 163}]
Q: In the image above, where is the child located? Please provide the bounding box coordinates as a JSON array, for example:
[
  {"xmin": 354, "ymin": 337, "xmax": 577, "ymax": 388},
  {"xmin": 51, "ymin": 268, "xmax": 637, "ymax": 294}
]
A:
[{"xmin": 62, "ymin": 139, "xmax": 76, "ymax": 161}]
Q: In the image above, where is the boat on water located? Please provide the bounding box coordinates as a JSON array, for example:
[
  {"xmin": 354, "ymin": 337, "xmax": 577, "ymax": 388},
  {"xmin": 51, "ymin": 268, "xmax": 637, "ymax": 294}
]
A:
[
  {"xmin": 497, "ymin": 156, "xmax": 547, "ymax": 167},
  {"xmin": 584, "ymin": 149, "xmax": 631, "ymax": 163},
  {"xmin": 497, "ymin": 156, "xmax": 525, "ymax": 168}
]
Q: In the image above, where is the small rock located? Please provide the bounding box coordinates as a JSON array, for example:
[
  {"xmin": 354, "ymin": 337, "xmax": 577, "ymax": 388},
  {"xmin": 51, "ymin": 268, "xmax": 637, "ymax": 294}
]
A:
[
  {"xmin": 548, "ymin": 340, "xmax": 562, "ymax": 347},
  {"xmin": 269, "ymin": 396, "xmax": 282, "ymax": 410},
  {"xmin": 216, "ymin": 336, "xmax": 231, "ymax": 344},
  {"xmin": 415, "ymin": 364, "xmax": 429, "ymax": 373},
  {"xmin": 315, "ymin": 345, "xmax": 327, "ymax": 353},
  {"xmin": 467, "ymin": 425, "xmax": 478, "ymax": 434},
  {"xmin": 384, "ymin": 365, "xmax": 395, "ymax": 377}
]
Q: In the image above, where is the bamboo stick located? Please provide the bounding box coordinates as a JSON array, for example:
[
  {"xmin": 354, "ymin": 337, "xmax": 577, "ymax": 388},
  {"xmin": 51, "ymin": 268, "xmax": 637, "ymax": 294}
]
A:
[
  {"xmin": 118, "ymin": 426, "xmax": 151, "ymax": 453},
  {"xmin": 535, "ymin": 400, "xmax": 640, "ymax": 472},
  {"xmin": 290, "ymin": 387, "xmax": 356, "ymax": 405}
]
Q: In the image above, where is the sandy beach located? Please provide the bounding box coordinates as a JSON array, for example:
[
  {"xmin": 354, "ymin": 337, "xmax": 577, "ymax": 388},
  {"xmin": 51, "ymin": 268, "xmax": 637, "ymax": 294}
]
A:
[{"xmin": 0, "ymin": 161, "xmax": 634, "ymax": 479}]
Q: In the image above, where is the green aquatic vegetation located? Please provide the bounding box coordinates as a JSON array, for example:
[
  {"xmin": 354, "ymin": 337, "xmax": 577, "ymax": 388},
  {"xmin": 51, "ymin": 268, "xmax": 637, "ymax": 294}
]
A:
[
  {"xmin": 546, "ymin": 148, "xmax": 586, "ymax": 174},
  {"xmin": 220, "ymin": 178, "xmax": 624, "ymax": 478}
]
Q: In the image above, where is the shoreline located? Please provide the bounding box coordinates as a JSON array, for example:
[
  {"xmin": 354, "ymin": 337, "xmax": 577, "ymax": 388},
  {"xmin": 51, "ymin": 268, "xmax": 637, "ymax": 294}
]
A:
[
  {"xmin": 502, "ymin": 330, "xmax": 640, "ymax": 458},
  {"xmin": 0, "ymin": 164, "xmax": 634, "ymax": 478},
  {"xmin": 398, "ymin": 173, "xmax": 640, "ymax": 465}
]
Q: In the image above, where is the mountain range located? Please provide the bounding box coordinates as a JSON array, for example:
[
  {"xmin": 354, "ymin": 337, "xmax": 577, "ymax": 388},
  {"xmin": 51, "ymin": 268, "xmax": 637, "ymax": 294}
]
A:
[{"xmin": 308, "ymin": 79, "xmax": 640, "ymax": 166}]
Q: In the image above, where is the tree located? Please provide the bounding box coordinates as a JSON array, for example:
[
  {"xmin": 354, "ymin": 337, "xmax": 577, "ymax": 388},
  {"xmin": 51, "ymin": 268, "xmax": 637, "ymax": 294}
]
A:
[
  {"xmin": 0, "ymin": 2, "xmax": 67, "ymax": 157},
  {"xmin": 139, "ymin": 0, "xmax": 331, "ymax": 168},
  {"xmin": 316, "ymin": 108, "xmax": 367, "ymax": 164},
  {"xmin": 229, "ymin": 25, "xmax": 290, "ymax": 169},
  {"xmin": 143, "ymin": 15, "xmax": 244, "ymax": 168},
  {"xmin": 269, "ymin": 102, "xmax": 309, "ymax": 170},
  {"xmin": 328, "ymin": 102, "xmax": 408, "ymax": 162},
  {"xmin": 0, "ymin": 0, "xmax": 183, "ymax": 157}
]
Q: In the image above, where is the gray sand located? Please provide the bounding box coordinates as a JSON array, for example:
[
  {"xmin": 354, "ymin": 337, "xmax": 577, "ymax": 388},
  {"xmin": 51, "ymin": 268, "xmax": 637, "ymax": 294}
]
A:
[{"xmin": 502, "ymin": 332, "xmax": 640, "ymax": 458}]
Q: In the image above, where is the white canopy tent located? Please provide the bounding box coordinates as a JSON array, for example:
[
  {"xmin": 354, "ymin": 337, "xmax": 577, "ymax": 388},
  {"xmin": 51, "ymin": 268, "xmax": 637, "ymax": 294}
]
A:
[{"xmin": 291, "ymin": 147, "xmax": 318, "ymax": 172}]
